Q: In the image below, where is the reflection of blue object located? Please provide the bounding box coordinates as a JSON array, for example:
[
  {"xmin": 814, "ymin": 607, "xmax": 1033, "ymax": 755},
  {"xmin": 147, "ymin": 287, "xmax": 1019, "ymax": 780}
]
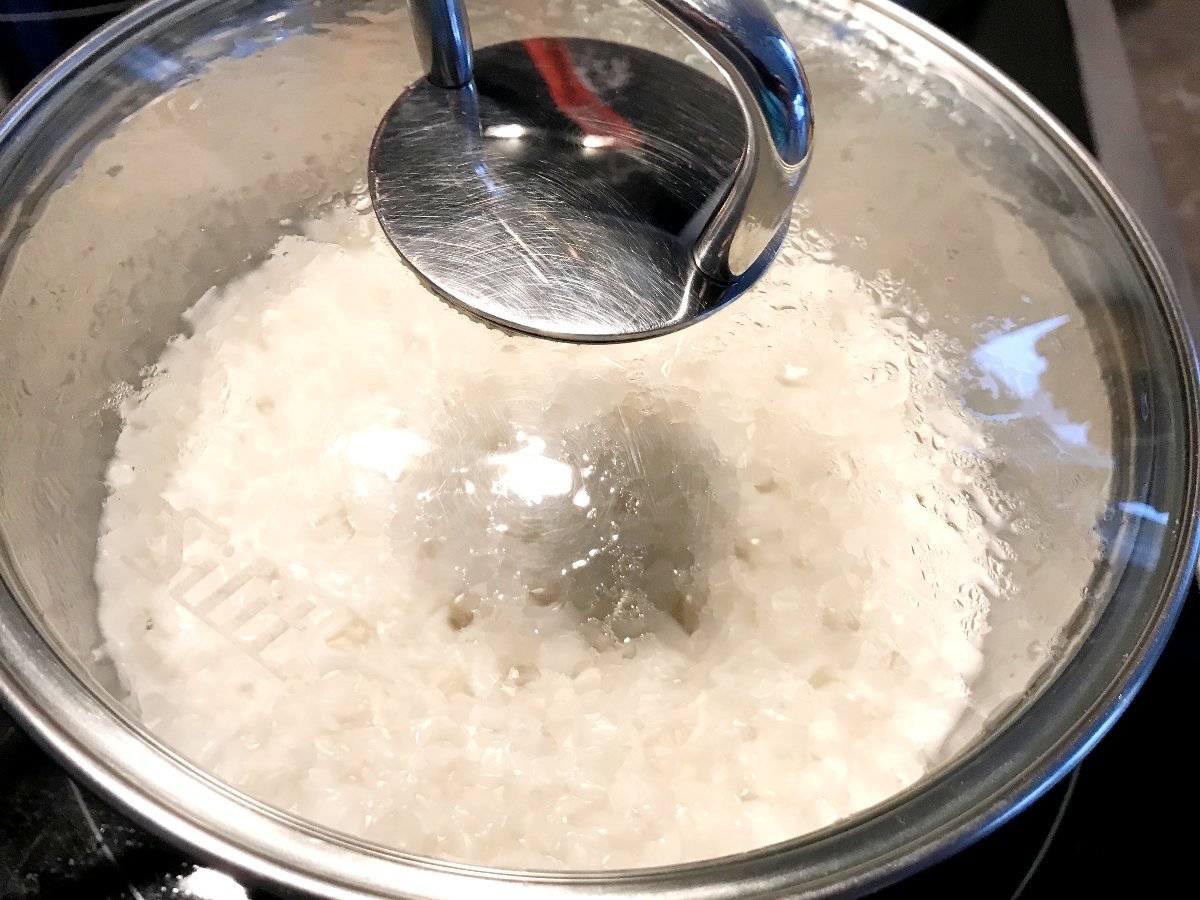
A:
[
  {"xmin": 1053, "ymin": 421, "xmax": 1090, "ymax": 446},
  {"xmin": 120, "ymin": 45, "xmax": 184, "ymax": 83},
  {"xmin": 118, "ymin": 4, "xmax": 307, "ymax": 88},
  {"xmin": 1119, "ymin": 501, "xmax": 1170, "ymax": 526},
  {"xmin": 972, "ymin": 314, "xmax": 1069, "ymax": 400},
  {"xmin": 969, "ymin": 313, "xmax": 1102, "ymax": 456},
  {"xmin": 1113, "ymin": 502, "xmax": 1169, "ymax": 570},
  {"xmin": 751, "ymin": 35, "xmax": 811, "ymax": 160},
  {"xmin": 756, "ymin": 82, "xmax": 810, "ymax": 153},
  {"xmin": 474, "ymin": 161, "xmax": 504, "ymax": 197}
]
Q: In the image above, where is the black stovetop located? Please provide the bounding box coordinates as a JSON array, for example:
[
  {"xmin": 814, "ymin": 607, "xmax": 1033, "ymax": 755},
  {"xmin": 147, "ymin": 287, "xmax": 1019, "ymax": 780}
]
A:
[{"xmin": 2, "ymin": 1, "xmax": 1196, "ymax": 898}]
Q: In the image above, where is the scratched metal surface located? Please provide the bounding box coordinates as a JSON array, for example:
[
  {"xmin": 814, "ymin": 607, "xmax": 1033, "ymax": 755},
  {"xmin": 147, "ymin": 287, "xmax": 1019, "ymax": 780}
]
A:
[{"xmin": 369, "ymin": 37, "xmax": 766, "ymax": 341}]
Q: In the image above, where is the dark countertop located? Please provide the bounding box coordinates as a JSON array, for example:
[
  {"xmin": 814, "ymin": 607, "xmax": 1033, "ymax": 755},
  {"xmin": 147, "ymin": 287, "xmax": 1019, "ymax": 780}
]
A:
[{"xmin": 1117, "ymin": 0, "xmax": 1200, "ymax": 293}]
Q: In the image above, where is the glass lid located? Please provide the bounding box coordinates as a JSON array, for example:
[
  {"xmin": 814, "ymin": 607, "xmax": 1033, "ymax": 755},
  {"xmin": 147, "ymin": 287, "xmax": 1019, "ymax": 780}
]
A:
[{"xmin": 0, "ymin": 0, "xmax": 1195, "ymax": 886}]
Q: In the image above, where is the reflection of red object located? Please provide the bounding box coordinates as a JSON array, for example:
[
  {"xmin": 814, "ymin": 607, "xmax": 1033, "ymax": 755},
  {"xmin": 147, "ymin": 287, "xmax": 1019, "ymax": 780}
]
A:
[{"xmin": 522, "ymin": 38, "xmax": 644, "ymax": 150}]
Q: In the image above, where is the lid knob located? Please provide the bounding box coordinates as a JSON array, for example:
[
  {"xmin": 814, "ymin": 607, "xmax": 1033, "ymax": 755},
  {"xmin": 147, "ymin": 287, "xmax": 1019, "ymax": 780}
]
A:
[{"xmin": 369, "ymin": 0, "xmax": 813, "ymax": 341}]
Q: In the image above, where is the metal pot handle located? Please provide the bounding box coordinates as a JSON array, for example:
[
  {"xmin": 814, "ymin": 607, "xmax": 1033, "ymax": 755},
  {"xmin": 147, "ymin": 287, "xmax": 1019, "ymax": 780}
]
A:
[{"xmin": 408, "ymin": 0, "xmax": 813, "ymax": 284}]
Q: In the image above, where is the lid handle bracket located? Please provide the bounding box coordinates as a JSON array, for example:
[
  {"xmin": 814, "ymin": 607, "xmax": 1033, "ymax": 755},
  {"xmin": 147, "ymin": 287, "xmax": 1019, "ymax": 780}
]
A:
[{"xmin": 406, "ymin": 0, "xmax": 812, "ymax": 284}]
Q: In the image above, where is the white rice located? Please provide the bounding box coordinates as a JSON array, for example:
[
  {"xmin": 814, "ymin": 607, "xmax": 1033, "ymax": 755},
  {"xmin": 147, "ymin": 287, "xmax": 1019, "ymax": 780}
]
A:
[{"xmin": 96, "ymin": 207, "xmax": 996, "ymax": 868}]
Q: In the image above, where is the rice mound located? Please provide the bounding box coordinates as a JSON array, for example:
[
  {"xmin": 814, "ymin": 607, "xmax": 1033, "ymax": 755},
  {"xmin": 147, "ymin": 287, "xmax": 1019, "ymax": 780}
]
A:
[{"xmin": 96, "ymin": 208, "xmax": 995, "ymax": 868}]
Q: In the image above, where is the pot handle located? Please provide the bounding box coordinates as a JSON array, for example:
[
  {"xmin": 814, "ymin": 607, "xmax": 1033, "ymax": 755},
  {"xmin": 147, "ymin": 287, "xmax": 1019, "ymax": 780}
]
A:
[{"xmin": 407, "ymin": 0, "xmax": 813, "ymax": 284}]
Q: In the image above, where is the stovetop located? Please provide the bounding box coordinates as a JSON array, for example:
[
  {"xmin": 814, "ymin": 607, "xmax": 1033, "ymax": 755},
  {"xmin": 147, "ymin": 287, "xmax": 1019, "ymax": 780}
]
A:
[{"xmin": 2, "ymin": 1, "xmax": 1196, "ymax": 898}]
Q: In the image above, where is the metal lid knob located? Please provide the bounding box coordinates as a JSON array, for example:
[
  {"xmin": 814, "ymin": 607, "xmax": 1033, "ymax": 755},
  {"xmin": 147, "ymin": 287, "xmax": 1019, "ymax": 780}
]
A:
[{"xmin": 369, "ymin": 0, "xmax": 814, "ymax": 342}]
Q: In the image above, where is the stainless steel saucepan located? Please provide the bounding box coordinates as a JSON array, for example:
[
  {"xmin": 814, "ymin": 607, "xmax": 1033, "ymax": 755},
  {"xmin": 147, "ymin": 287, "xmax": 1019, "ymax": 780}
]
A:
[{"xmin": 1, "ymin": 1, "xmax": 1196, "ymax": 897}]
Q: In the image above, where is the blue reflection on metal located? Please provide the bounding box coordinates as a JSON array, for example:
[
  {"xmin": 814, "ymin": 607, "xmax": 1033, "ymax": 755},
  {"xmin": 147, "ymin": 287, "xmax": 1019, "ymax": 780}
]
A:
[
  {"xmin": 1116, "ymin": 501, "xmax": 1169, "ymax": 569},
  {"xmin": 474, "ymin": 161, "xmax": 504, "ymax": 197},
  {"xmin": 1118, "ymin": 501, "xmax": 1169, "ymax": 526}
]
